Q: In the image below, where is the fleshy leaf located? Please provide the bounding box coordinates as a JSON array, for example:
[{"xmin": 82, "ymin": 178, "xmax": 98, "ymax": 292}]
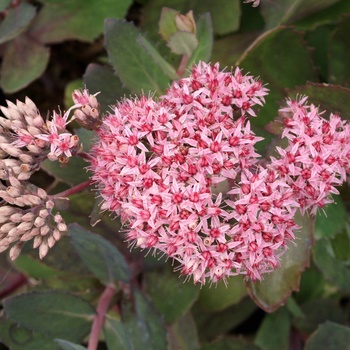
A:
[
  {"xmin": 305, "ymin": 322, "xmax": 350, "ymax": 350},
  {"xmin": 144, "ymin": 267, "xmax": 199, "ymax": 324},
  {"xmin": 83, "ymin": 63, "xmax": 130, "ymax": 114},
  {"xmin": 104, "ymin": 314, "xmax": 133, "ymax": 350},
  {"xmin": 104, "ymin": 19, "xmax": 170, "ymax": 95},
  {"xmin": 200, "ymin": 337, "xmax": 261, "ymax": 350},
  {"xmin": 3, "ymin": 291, "xmax": 94, "ymax": 342},
  {"xmin": 0, "ymin": 0, "xmax": 11, "ymax": 12},
  {"xmin": 167, "ymin": 31, "xmax": 198, "ymax": 56},
  {"xmin": 0, "ymin": 34, "xmax": 50, "ymax": 93},
  {"xmin": 69, "ymin": 223, "xmax": 131, "ymax": 285},
  {"xmin": 0, "ymin": 2, "xmax": 36, "ymax": 45},
  {"xmin": 246, "ymin": 212, "xmax": 314, "ymax": 313},
  {"xmin": 196, "ymin": 276, "xmax": 246, "ymax": 312},
  {"xmin": 187, "ymin": 13, "xmax": 213, "ymax": 67},
  {"xmin": 313, "ymin": 238, "xmax": 350, "ymax": 293},
  {"xmin": 255, "ymin": 307, "xmax": 291, "ymax": 350},
  {"xmin": 0, "ymin": 317, "xmax": 60, "ymax": 350},
  {"xmin": 29, "ymin": 0, "xmax": 132, "ymax": 43},
  {"xmin": 122, "ymin": 287, "xmax": 168, "ymax": 350},
  {"xmin": 55, "ymin": 339, "xmax": 87, "ymax": 350},
  {"xmin": 158, "ymin": 7, "xmax": 179, "ymax": 41}
]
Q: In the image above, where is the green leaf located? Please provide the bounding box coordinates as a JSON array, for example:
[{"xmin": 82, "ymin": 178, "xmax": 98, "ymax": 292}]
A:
[
  {"xmin": 104, "ymin": 19, "xmax": 170, "ymax": 95},
  {"xmin": 293, "ymin": 299, "xmax": 346, "ymax": 335},
  {"xmin": 331, "ymin": 223, "xmax": 350, "ymax": 261},
  {"xmin": 196, "ymin": 276, "xmax": 246, "ymax": 312},
  {"xmin": 64, "ymin": 79, "xmax": 83, "ymax": 109},
  {"xmin": 168, "ymin": 31, "xmax": 198, "ymax": 57},
  {"xmin": 305, "ymin": 322, "xmax": 350, "ymax": 350},
  {"xmin": 255, "ymin": 307, "xmax": 291, "ymax": 350},
  {"xmin": 261, "ymin": 0, "xmax": 341, "ymax": 29},
  {"xmin": 0, "ymin": 34, "xmax": 50, "ymax": 93},
  {"xmin": 0, "ymin": 2, "xmax": 36, "ymax": 45},
  {"xmin": 69, "ymin": 223, "xmax": 131, "ymax": 285},
  {"xmin": 313, "ymin": 238, "xmax": 350, "ymax": 293},
  {"xmin": 168, "ymin": 312, "xmax": 199, "ymax": 350},
  {"xmin": 200, "ymin": 337, "xmax": 261, "ymax": 350},
  {"xmin": 238, "ymin": 28, "xmax": 318, "ymax": 129},
  {"xmin": 246, "ymin": 212, "xmax": 314, "ymax": 313},
  {"xmin": 328, "ymin": 15, "xmax": 350, "ymax": 87},
  {"xmin": 158, "ymin": 7, "xmax": 178, "ymax": 41},
  {"xmin": 187, "ymin": 13, "xmax": 213, "ymax": 67},
  {"xmin": 144, "ymin": 267, "xmax": 199, "ymax": 324},
  {"xmin": 315, "ymin": 196, "xmax": 347, "ymax": 239},
  {"xmin": 122, "ymin": 287, "xmax": 168, "ymax": 350},
  {"xmin": 0, "ymin": 317, "xmax": 60, "ymax": 350},
  {"xmin": 104, "ymin": 314, "xmax": 133, "ymax": 350},
  {"xmin": 0, "ymin": 0, "xmax": 11, "ymax": 12},
  {"xmin": 3, "ymin": 291, "xmax": 94, "ymax": 342},
  {"xmin": 29, "ymin": 0, "xmax": 132, "ymax": 43},
  {"xmin": 55, "ymin": 339, "xmax": 87, "ymax": 350},
  {"xmin": 84, "ymin": 63, "xmax": 130, "ymax": 114}
]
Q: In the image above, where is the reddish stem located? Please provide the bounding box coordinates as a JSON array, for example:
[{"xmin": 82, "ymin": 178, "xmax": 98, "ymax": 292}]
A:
[
  {"xmin": 0, "ymin": 273, "xmax": 28, "ymax": 299},
  {"xmin": 52, "ymin": 179, "xmax": 92, "ymax": 198},
  {"xmin": 177, "ymin": 55, "xmax": 189, "ymax": 78},
  {"xmin": 88, "ymin": 284, "xmax": 117, "ymax": 350}
]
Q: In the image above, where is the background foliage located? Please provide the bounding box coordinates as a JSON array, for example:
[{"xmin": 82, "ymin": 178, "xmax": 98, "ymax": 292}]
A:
[{"xmin": 0, "ymin": 0, "xmax": 350, "ymax": 349}]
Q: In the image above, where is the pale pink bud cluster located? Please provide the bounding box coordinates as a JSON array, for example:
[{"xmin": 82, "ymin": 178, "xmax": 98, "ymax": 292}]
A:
[
  {"xmin": 271, "ymin": 97, "xmax": 350, "ymax": 215},
  {"xmin": 90, "ymin": 62, "xmax": 277, "ymax": 284}
]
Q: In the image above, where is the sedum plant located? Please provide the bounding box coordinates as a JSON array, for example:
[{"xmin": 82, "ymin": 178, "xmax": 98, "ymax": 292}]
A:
[{"xmin": 0, "ymin": 1, "xmax": 350, "ymax": 350}]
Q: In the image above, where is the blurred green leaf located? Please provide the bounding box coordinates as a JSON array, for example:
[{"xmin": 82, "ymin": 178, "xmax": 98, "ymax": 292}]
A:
[
  {"xmin": 246, "ymin": 212, "xmax": 314, "ymax": 313},
  {"xmin": 293, "ymin": 299, "xmax": 346, "ymax": 335},
  {"xmin": 286, "ymin": 297, "xmax": 305, "ymax": 319},
  {"xmin": 313, "ymin": 238, "xmax": 350, "ymax": 293},
  {"xmin": 238, "ymin": 28, "xmax": 318, "ymax": 129},
  {"xmin": 69, "ymin": 223, "xmax": 131, "ymax": 285},
  {"xmin": 187, "ymin": 13, "xmax": 213, "ymax": 67},
  {"xmin": 0, "ymin": 34, "xmax": 50, "ymax": 93},
  {"xmin": 168, "ymin": 312, "xmax": 199, "ymax": 350},
  {"xmin": 84, "ymin": 63, "xmax": 130, "ymax": 114},
  {"xmin": 55, "ymin": 340, "xmax": 87, "ymax": 350},
  {"xmin": 167, "ymin": 31, "xmax": 198, "ymax": 57},
  {"xmin": 158, "ymin": 7, "xmax": 178, "ymax": 41},
  {"xmin": 3, "ymin": 291, "xmax": 94, "ymax": 342},
  {"xmin": 0, "ymin": 317, "xmax": 60, "ymax": 350},
  {"xmin": 0, "ymin": 2, "xmax": 36, "ymax": 45},
  {"xmin": 104, "ymin": 313, "xmax": 133, "ymax": 350},
  {"xmin": 331, "ymin": 223, "xmax": 350, "ymax": 261},
  {"xmin": 261, "ymin": 0, "xmax": 341, "ymax": 29},
  {"xmin": 287, "ymin": 83, "xmax": 350, "ymax": 120},
  {"xmin": 64, "ymin": 79, "xmax": 83, "ymax": 109},
  {"xmin": 0, "ymin": 0, "xmax": 11, "ymax": 12},
  {"xmin": 104, "ymin": 19, "xmax": 170, "ymax": 95},
  {"xmin": 196, "ymin": 276, "xmax": 246, "ymax": 312},
  {"xmin": 305, "ymin": 322, "xmax": 350, "ymax": 350},
  {"xmin": 122, "ymin": 287, "xmax": 168, "ymax": 350},
  {"xmin": 144, "ymin": 267, "xmax": 199, "ymax": 324},
  {"xmin": 30, "ymin": 0, "xmax": 132, "ymax": 43},
  {"xmin": 328, "ymin": 15, "xmax": 350, "ymax": 87},
  {"xmin": 75, "ymin": 128, "xmax": 96, "ymax": 152},
  {"xmin": 255, "ymin": 307, "xmax": 290, "ymax": 350},
  {"xmin": 201, "ymin": 337, "xmax": 261, "ymax": 350},
  {"xmin": 315, "ymin": 196, "xmax": 347, "ymax": 239}
]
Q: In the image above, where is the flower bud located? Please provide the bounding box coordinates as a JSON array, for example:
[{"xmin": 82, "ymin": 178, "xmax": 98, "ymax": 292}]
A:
[{"xmin": 175, "ymin": 10, "xmax": 196, "ymax": 33}]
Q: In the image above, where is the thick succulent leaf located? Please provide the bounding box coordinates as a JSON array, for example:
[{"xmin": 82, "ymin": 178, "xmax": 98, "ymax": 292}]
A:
[
  {"xmin": 305, "ymin": 322, "xmax": 350, "ymax": 350},
  {"xmin": 3, "ymin": 291, "xmax": 94, "ymax": 342},
  {"xmin": 0, "ymin": 0, "xmax": 11, "ymax": 12},
  {"xmin": 55, "ymin": 340, "xmax": 87, "ymax": 350},
  {"xmin": 0, "ymin": 317, "xmax": 60, "ymax": 350},
  {"xmin": 104, "ymin": 314, "xmax": 133, "ymax": 350},
  {"xmin": 167, "ymin": 31, "xmax": 198, "ymax": 57},
  {"xmin": 196, "ymin": 276, "xmax": 246, "ymax": 312},
  {"xmin": 104, "ymin": 19, "xmax": 170, "ymax": 95},
  {"xmin": 238, "ymin": 28, "xmax": 318, "ymax": 129},
  {"xmin": 246, "ymin": 212, "xmax": 314, "ymax": 313},
  {"xmin": 29, "ymin": 0, "xmax": 132, "ymax": 43},
  {"xmin": 158, "ymin": 7, "xmax": 178, "ymax": 41},
  {"xmin": 331, "ymin": 223, "xmax": 350, "ymax": 262},
  {"xmin": 144, "ymin": 267, "xmax": 199, "ymax": 324},
  {"xmin": 200, "ymin": 337, "xmax": 261, "ymax": 350},
  {"xmin": 83, "ymin": 63, "xmax": 130, "ymax": 114},
  {"xmin": 261, "ymin": 0, "xmax": 341, "ymax": 29},
  {"xmin": 287, "ymin": 83, "xmax": 350, "ymax": 119},
  {"xmin": 122, "ymin": 287, "xmax": 168, "ymax": 350},
  {"xmin": 187, "ymin": 13, "xmax": 213, "ymax": 67},
  {"xmin": 0, "ymin": 2, "xmax": 36, "ymax": 45},
  {"xmin": 0, "ymin": 34, "xmax": 50, "ymax": 93},
  {"xmin": 255, "ymin": 307, "xmax": 291, "ymax": 350},
  {"xmin": 69, "ymin": 223, "xmax": 131, "ymax": 285},
  {"xmin": 328, "ymin": 16, "xmax": 350, "ymax": 87},
  {"xmin": 168, "ymin": 312, "xmax": 199, "ymax": 350},
  {"xmin": 313, "ymin": 238, "xmax": 350, "ymax": 293}
]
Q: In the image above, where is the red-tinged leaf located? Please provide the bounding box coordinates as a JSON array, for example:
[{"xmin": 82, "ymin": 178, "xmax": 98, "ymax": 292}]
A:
[
  {"xmin": 246, "ymin": 212, "xmax": 314, "ymax": 313},
  {"xmin": 0, "ymin": 34, "xmax": 50, "ymax": 93}
]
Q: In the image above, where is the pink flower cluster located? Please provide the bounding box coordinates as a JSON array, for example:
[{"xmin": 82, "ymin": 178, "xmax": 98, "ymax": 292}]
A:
[{"xmin": 89, "ymin": 62, "xmax": 349, "ymax": 284}]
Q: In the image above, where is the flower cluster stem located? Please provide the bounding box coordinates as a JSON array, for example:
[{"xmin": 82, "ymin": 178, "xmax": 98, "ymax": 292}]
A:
[
  {"xmin": 53, "ymin": 179, "xmax": 92, "ymax": 198},
  {"xmin": 88, "ymin": 284, "xmax": 117, "ymax": 350}
]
